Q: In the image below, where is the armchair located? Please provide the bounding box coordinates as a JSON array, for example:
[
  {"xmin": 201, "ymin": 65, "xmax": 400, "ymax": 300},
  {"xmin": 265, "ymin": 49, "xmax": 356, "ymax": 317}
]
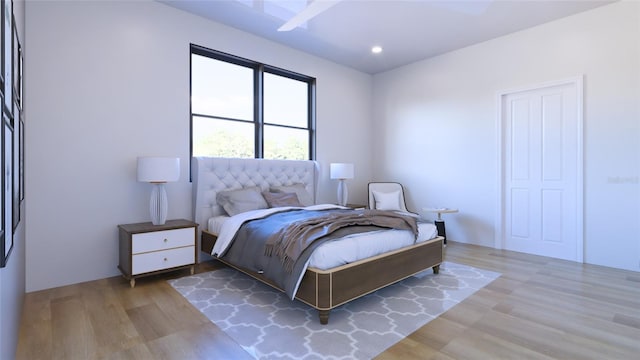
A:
[{"xmin": 367, "ymin": 182, "xmax": 419, "ymax": 217}]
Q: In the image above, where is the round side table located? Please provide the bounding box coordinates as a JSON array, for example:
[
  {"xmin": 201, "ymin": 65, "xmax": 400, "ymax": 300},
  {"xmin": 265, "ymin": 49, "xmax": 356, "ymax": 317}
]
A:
[{"xmin": 422, "ymin": 208, "xmax": 459, "ymax": 244}]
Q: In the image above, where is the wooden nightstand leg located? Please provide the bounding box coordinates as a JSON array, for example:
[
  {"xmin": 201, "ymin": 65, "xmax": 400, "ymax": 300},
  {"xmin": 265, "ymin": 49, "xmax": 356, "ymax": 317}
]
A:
[
  {"xmin": 130, "ymin": 279, "xmax": 136, "ymax": 288},
  {"xmin": 190, "ymin": 266, "xmax": 195, "ymax": 275}
]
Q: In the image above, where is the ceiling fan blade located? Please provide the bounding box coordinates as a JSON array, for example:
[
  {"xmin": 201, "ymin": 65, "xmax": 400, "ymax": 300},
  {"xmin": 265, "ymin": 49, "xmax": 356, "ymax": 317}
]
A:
[{"xmin": 278, "ymin": 0, "xmax": 341, "ymax": 32}]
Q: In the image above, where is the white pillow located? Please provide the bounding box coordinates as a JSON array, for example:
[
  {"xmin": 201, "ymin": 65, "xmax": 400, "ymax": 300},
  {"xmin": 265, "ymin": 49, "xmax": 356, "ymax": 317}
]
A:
[
  {"xmin": 372, "ymin": 190, "xmax": 402, "ymax": 211},
  {"xmin": 216, "ymin": 186, "xmax": 268, "ymax": 216}
]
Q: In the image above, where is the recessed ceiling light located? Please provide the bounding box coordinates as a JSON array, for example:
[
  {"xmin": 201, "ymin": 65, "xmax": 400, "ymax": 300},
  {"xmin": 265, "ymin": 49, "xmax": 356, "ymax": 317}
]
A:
[{"xmin": 371, "ymin": 46, "xmax": 383, "ymax": 54}]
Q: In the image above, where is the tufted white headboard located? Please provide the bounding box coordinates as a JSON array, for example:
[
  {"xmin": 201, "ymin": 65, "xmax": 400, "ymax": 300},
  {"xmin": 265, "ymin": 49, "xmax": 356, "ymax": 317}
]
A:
[{"xmin": 192, "ymin": 156, "xmax": 320, "ymax": 237}]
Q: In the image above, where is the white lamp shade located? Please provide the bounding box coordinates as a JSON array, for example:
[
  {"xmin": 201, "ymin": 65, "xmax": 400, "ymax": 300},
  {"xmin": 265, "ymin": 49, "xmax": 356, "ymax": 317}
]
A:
[
  {"xmin": 137, "ymin": 157, "xmax": 180, "ymax": 183},
  {"xmin": 330, "ymin": 163, "xmax": 354, "ymax": 180}
]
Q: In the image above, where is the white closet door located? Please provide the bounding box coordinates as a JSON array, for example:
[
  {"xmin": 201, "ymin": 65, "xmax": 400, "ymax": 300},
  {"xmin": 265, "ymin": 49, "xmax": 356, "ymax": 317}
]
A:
[{"xmin": 502, "ymin": 80, "xmax": 581, "ymax": 261}]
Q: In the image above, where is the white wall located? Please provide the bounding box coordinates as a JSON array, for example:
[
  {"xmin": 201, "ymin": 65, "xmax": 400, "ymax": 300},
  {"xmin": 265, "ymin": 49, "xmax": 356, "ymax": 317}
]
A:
[
  {"xmin": 0, "ymin": 1, "xmax": 26, "ymax": 358},
  {"xmin": 25, "ymin": 0, "xmax": 373, "ymax": 291},
  {"xmin": 372, "ymin": 1, "xmax": 640, "ymax": 271}
]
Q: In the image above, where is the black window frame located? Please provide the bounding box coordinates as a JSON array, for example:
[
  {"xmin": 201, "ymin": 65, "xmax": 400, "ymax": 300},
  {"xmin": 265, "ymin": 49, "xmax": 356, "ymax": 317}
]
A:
[{"xmin": 190, "ymin": 44, "xmax": 316, "ymax": 165}]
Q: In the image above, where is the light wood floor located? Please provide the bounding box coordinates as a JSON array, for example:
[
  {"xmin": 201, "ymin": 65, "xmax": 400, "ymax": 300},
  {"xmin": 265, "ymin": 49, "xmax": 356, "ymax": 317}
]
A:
[{"xmin": 17, "ymin": 242, "xmax": 640, "ymax": 359}]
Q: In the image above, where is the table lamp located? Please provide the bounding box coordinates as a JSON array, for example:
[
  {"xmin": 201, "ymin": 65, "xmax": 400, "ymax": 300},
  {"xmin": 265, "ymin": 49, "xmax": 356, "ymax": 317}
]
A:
[
  {"xmin": 137, "ymin": 157, "xmax": 180, "ymax": 225},
  {"xmin": 330, "ymin": 163, "xmax": 354, "ymax": 206}
]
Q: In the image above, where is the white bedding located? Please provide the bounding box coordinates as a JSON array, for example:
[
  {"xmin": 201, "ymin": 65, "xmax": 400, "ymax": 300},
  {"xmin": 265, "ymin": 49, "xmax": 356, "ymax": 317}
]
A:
[
  {"xmin": 209, "ymin": 204, "xmax": 438, "ymax": 270},
  {"xmin": 307, "ymin": 222, "xmax": 437, "ymax": 269}
]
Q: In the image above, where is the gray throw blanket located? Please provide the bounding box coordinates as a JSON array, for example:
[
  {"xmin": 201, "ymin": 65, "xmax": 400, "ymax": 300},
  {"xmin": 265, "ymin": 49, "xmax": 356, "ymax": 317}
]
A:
[{"xmin": 264, "ymin": 209, "xmax": 418, "ymax": 272}]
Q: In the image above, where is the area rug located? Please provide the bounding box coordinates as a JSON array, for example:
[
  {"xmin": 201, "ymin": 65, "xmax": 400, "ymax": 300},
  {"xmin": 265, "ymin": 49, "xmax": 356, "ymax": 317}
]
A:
[{"xmin": 169, "ymin": 262, "xmax": 500, "ymax": 359}]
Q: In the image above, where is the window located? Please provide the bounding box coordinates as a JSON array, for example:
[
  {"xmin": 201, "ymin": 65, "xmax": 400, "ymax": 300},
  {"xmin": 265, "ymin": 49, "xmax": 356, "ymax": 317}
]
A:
[{"xmin": 190, "ymin": 44, "xmax": 315, "ymax": 161}]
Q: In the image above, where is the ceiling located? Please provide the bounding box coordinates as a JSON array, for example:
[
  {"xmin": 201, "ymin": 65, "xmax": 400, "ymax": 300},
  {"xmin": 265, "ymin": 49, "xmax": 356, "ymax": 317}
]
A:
[{"xmin": 160, "ymin": 0, "xmax": 614, "ymax": 74}]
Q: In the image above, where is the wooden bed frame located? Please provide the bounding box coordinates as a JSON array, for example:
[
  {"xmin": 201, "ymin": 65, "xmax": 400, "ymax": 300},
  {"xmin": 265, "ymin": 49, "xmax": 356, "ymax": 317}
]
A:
[
  {"xmin": 202, "ymin": 230, "xmax": 443, "ymax": 324},
  {"xmin": 192, "ymin": 157, "xmax": 444, "ymax": 324}
]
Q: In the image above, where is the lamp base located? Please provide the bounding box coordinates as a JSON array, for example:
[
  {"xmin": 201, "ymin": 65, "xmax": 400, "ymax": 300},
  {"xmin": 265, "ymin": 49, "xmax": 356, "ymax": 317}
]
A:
[
  {"xmin": 150, "ymin": 183, "xmax": 168, "ymax": 225},
  {"xmin": 337, "ymin": 179, "xmax": 349, "ymax": 206}
]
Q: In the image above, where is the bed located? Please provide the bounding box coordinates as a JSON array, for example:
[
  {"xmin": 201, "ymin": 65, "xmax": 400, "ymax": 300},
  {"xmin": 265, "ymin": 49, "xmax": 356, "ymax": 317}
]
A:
[{"xmin": 192, "ymin": 156, "xmax": 444, "ymax": 324}]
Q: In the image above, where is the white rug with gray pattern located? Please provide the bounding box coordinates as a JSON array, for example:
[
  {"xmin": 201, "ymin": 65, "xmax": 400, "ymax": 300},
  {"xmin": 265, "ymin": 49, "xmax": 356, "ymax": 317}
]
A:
[{"xmin": 169, "ymin": 261, "xmax": 500, "ymax": 359}]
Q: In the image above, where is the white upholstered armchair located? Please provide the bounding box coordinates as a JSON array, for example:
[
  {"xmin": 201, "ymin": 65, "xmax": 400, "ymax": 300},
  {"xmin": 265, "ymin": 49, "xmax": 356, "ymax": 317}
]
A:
[{"xmin": 367, "ymin": 182, "xmax": 419, "ymax": 217}]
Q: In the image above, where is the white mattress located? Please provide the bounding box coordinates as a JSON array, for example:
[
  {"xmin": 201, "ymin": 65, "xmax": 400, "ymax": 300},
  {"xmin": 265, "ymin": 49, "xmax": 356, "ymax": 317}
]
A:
[
  {"xmin": 208, "ymin": 216, "xmax": 229, "ymax": 236},
  {"xmin": 207, "ymin": 206, "xmax": 438, "ymax": 270},
  {"xmin": 307, "ymin": 222, "xmax": 437, "ymax": 270}
]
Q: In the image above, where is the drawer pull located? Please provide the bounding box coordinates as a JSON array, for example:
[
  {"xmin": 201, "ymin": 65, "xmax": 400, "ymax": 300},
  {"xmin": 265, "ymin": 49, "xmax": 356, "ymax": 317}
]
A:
[
  {"xmin": 164, "ymin": 258, "xmax": 168, "ymax": 261},
  {"xmin": 164, "ymin": 238, "xmax": 168, "ymax": 242}
]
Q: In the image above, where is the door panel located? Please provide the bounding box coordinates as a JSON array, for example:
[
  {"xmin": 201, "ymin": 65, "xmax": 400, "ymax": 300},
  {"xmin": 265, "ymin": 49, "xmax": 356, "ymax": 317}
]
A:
[
  {"xmin": 542, "ymin": 93, "xmax": 564, "ymax": 181},
  {"xmin": 542, "ymin": 189, "xmax": 563, "ymax": 243},
  {"xmin": 510, "ymin": 188, "xmax": 530, "ymax": 238},
  {"xmin": 511, "ymin": 98, "xmax": 531, "ymax": 180}
]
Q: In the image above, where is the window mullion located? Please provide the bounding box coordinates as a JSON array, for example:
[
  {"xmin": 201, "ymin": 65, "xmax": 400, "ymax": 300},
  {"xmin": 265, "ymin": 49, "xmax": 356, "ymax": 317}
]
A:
[
  {"xmin": 308, "ymin": 80, "xmax": 316, "ymax": 160},
  {"xmin": 255, "ymin": 65, "xmax": 264, "ymax": 158}
]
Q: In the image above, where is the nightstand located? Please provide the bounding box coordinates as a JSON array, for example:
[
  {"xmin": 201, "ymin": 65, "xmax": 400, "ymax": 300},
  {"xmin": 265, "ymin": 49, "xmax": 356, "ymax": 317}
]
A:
[{"xmin": 118, "ymin": 219, "xmax": 198, "ymax": 287}]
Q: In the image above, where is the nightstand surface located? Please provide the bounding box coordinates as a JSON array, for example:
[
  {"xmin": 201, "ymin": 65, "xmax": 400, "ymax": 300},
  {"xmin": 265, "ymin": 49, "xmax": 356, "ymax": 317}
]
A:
[{"xmin": 118, "ymin": 219, "xmax": 197, "ymax": 234}]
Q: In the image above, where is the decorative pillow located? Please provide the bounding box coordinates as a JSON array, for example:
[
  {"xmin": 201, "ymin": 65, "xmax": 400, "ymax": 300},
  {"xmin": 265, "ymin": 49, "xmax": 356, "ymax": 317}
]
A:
[
  {"xmin": 262, "ymin": 191, "xmax": 303, "ymax": 208},
  {"xmin": 270, "ymin": 183, "xmax": 314, "ymax": 206},
  {"xmin": 216, "ymin": 186, "xmax": 268, "ymax": 216},
  {"xmin": 372, "ymin": 190, "xmax": 403, "ymax": 211}
]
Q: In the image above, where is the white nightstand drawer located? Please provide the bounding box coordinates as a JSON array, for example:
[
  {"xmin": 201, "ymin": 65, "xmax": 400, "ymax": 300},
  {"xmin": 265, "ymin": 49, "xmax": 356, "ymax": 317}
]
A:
[
  {"xmin": 132, "ymin": 246, "xmax": 195, "ymax": 275},
  {"xmin": 132, "ymin": 227, "xmax": 195, "ymax": 254}
]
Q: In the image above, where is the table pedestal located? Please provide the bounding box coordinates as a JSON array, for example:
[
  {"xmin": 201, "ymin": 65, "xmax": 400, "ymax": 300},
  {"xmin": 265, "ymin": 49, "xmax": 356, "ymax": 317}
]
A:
[
  {"xmin": 435, "ymin": 219, "xmax": 447, "ymax": 244},
  {"xmin": 422, "ymin": 208, "xmax": 459, "ymax": 246}
]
